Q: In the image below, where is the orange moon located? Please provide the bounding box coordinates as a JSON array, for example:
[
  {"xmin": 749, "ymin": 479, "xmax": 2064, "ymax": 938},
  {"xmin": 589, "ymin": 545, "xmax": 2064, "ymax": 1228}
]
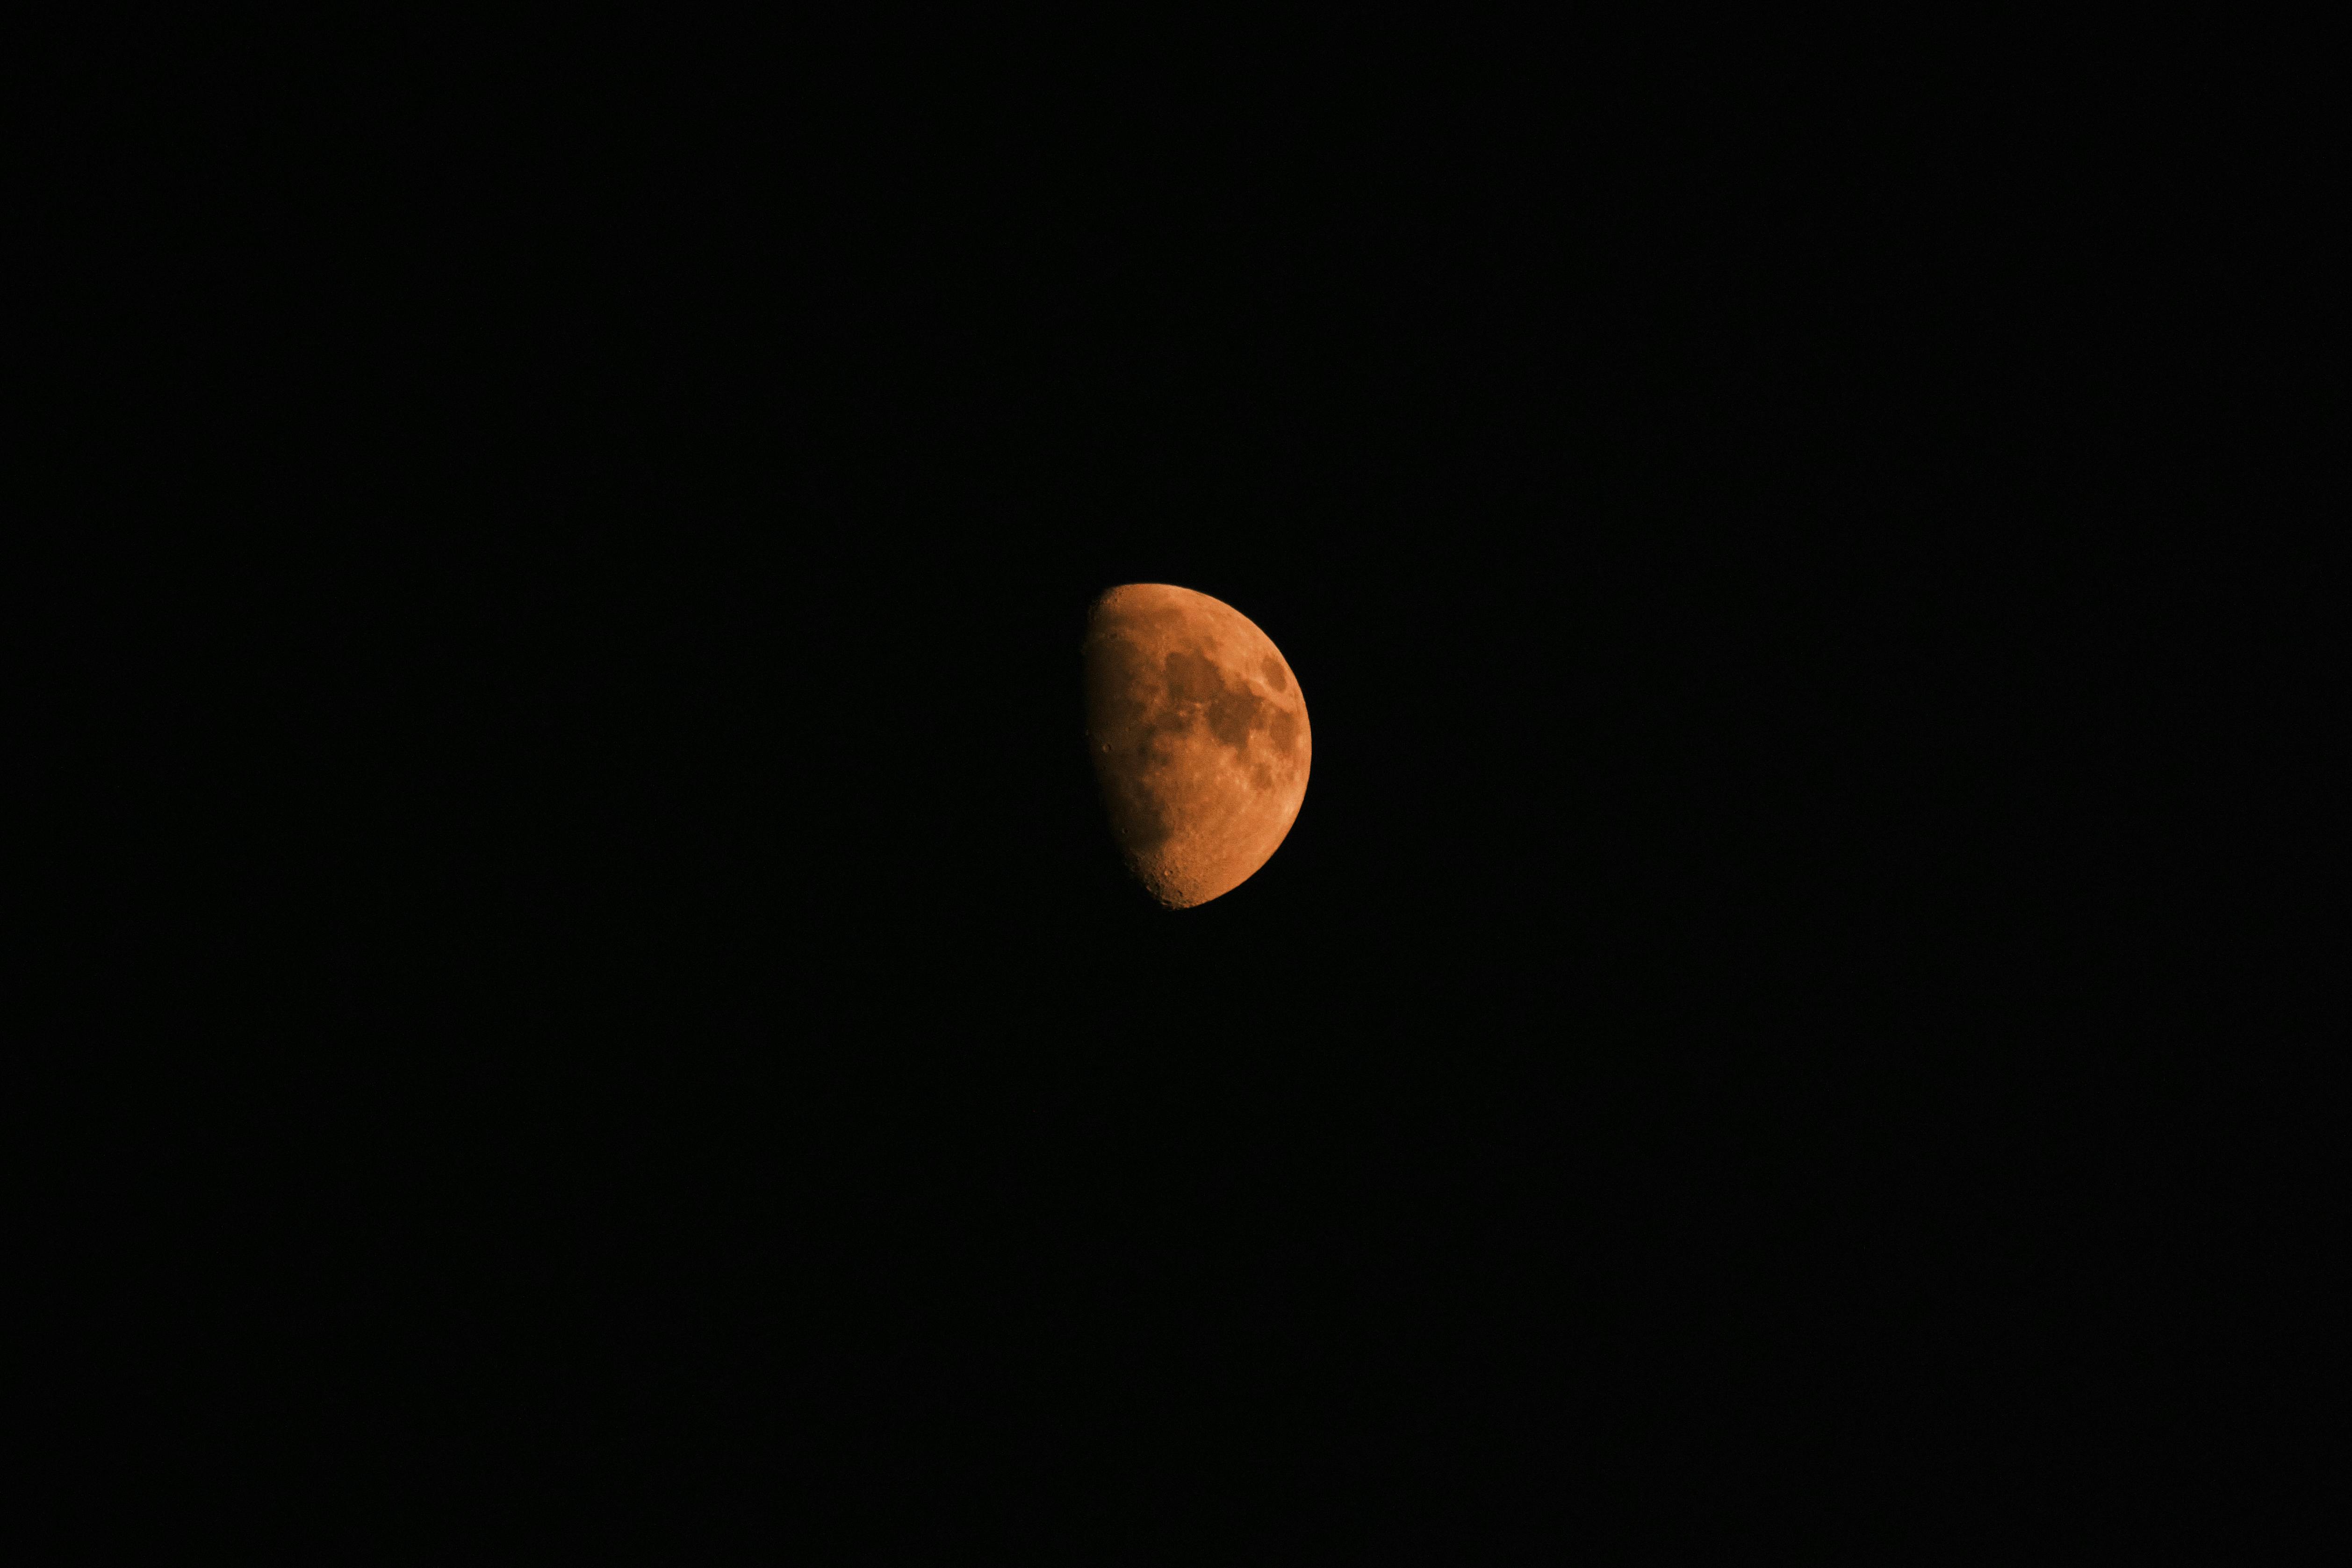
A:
[{"xmin": 1083, "ymin": 583, "xmax": 1311, "ymax": 909}]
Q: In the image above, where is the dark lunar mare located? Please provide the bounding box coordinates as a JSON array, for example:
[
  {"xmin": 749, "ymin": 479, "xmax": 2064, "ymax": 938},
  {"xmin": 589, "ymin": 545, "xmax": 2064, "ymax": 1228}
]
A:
[{"xmin": 1085, "ymin": 643, "xmax": 1278, "ymax": 850}]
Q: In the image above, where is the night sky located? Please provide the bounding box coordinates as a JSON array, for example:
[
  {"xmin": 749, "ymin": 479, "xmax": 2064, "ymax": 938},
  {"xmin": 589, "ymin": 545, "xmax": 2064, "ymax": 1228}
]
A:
[{"xmin": 37, "ymin": 20, "xmax": 2323, "ymax": 1557}]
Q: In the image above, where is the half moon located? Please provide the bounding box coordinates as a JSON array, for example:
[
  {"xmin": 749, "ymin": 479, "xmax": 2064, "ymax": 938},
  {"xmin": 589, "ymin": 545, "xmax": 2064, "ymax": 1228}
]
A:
[{"xmin": 1082, "ymin": 583, "xmax": 1311, "ymax": 909}]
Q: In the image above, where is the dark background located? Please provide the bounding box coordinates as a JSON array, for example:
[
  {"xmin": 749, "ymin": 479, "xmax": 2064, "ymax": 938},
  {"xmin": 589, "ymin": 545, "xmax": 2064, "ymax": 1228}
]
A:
[{"xmin": 35, "ymin": 19, "xmax": 2330, "ymax": 1557}]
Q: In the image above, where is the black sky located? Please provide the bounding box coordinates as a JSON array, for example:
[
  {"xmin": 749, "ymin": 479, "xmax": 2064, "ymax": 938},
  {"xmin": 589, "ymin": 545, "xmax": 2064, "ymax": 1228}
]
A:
[{"xmin": 37, "ymin": 20, "xmax": 2326, "ymax": 1557}]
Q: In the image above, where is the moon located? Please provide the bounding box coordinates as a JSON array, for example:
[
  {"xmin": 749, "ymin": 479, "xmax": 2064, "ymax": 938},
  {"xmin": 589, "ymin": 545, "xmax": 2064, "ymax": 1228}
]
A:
[{"xmin": 1083, "ymin": 583, "xmax": 1311, "ymax": 909}]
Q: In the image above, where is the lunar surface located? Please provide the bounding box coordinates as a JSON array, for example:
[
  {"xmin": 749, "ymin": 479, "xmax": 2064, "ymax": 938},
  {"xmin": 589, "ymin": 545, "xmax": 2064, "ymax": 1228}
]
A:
[{"xmin": 1083, "ymin": 583, "xmax": 1311, "ymax": 909}]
